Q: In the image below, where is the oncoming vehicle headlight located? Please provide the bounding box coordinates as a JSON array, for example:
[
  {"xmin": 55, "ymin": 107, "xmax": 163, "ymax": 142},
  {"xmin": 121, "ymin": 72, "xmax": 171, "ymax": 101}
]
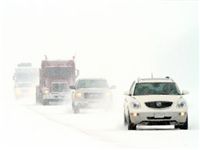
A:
[
  {"xmin": 75, "ymin": 92, "xmax": 82, "ymax": 98},
  {"xmin": 132, "ymin": 101, "xmax": 140, "ymax": 109},
  {"xmin": 15, "ymin": 88, "xmax": 21, "ymax": 95},
  {"xmin": 43, "ymin": 89, "xmax": 49, "ymax": 94},
  {"xmin": 106, "ymin": 91, "xmax": 112, "ymax": 97},
  {"xmin": 177, "ymin": 100, "xmax": 187, "ymax": 108}
]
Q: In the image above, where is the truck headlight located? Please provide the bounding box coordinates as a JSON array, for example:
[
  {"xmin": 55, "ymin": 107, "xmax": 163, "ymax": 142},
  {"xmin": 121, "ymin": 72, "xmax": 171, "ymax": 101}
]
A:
[
  {"xmin": 132, "ymin": 101, "xmax": 140, "ymax": 109},
  {"xmin": 75, "ymin": 92, "xmax": 82, "ymax": 98},
  {"xmin": 106, "ymin": 91, "xmax": 112, "ymax": 97},
  {"xmin": 177, "ymin": 100, "xmax": 187, "ymax": 108},
  {"xmin": 15, "ymin": 88, "xmax": 21, "ymax": 96}
]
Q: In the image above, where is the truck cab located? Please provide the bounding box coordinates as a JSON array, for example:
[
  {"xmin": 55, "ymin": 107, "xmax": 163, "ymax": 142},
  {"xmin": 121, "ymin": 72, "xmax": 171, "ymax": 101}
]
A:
[
  {"xmin": 13, "ymin": 63, "xmax": 39, "ymax": 99},
  {"xmin": 36, "ymin": 59, "xmax": 79, "ymax": 105}
]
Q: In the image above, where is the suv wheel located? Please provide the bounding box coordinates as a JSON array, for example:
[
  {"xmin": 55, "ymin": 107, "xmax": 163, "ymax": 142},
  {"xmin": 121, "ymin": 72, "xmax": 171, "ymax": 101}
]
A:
[
  {"xmin": 179, "ymin": 117, "xmax": 188, "ymax": 130},
  {"xmin": 72, "ymin": 103, "xmax": 80, "ymax": 114},
  {"xmin": 73, "ymin": 107, "xmax": 80, "ymax": 114},
  {"xmin": 128, "ymin": 113, "xmax": 136, "ymax": 130},
  {"xmin": 124, "ymin": 112, "xmax": 127, "ymax": 126}
]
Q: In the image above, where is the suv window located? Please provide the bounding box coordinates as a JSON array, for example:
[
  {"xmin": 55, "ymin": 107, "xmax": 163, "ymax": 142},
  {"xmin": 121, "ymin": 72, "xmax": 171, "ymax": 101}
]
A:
[{"xmin": 134, "ymin": 82, "xmax": 181, "ymax": 95}]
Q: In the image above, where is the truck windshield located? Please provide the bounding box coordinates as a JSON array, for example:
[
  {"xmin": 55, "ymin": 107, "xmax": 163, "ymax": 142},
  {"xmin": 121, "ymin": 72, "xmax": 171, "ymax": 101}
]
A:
[
  {"xmin": 15, "ymin": 70, "xmax": 37, "ymax": 82},
  {"xmin": 134, "ymin": 82, "xmax": 181, "ymax": 95},
  {"xmin": 52, "ymin": 83, "xmax": 68, "ymax": 92},
  {"xmin": 77, "ymin": 80, "xmax": 109, "ymax": 89},
  {"xmin": 45, "ymin": 67, "xmax": 73, "ymax": 78},
  {"xmin": 16, "ymin": 82, "xmax": 33, "ymax": 87}
]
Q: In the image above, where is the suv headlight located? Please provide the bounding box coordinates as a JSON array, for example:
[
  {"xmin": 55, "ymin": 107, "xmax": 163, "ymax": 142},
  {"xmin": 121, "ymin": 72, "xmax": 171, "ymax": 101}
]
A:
[
  {"xmin": 132, "ymin": 101, "xmax": 140, "ymax": 109},
  {"xmin": 75, "ymin": 92, "xmax": 82, "ymax": 98},
  {"xmin": 177, "ymin": 100, "xmax": 187, "ymax": 108}
]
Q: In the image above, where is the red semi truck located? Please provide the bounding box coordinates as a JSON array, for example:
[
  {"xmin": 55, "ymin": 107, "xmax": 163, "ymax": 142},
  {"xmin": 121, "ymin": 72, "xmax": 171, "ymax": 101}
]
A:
[{"xmin": 36, "ymin": 58, "xmax": 79, "ymax": 105}]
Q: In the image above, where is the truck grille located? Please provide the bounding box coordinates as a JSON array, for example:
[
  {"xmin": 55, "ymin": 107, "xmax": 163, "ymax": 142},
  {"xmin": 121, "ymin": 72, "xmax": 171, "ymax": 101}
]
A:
[
  {"xmin": 145, "ymin": 101, "xmax": 173, "ymax": 109},
  {"xmin": 84, "ymin": 93, "xmax": 104, "ymax": 99}
]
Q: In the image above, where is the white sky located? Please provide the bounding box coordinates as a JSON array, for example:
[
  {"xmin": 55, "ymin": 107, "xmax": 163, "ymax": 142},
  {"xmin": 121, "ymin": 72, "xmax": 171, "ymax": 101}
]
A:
[{"xmin": 0, "ymin": 0, "xmax": 198, "ymax": 91}]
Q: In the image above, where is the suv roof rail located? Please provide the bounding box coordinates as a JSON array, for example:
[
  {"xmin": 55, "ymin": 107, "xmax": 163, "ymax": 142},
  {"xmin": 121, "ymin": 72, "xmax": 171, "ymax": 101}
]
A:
[
  {"xmin": 165, "ymin": 76, "xmax": 174, "ymax": 81},
  {"xmin": 137, "ymin": 77, "xmax": 174, "ymax": 83}
]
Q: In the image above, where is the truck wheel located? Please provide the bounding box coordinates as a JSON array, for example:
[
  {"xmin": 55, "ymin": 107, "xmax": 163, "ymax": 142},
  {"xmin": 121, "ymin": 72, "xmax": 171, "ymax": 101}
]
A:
[
  {"xmin": 36, "ymin": 98, "xmax": 40, "ymax": 104},
  {"xmin": 36, "ymin": 95, "xmax": 40, "ymax": 104},
  {"xmin": 36, "ymin": 86, "xmax": 40, "ymax": 104},
  {"xmin": 128, "ymin": 114, "xmax": 136, "ymax": 130},
  {"xmin": 179, "ymin": 117, "xmax": 188, "ymax": 130},
  {"xmin": 42, "ymin": 100, "xmax": 49, "ymax": 105}
]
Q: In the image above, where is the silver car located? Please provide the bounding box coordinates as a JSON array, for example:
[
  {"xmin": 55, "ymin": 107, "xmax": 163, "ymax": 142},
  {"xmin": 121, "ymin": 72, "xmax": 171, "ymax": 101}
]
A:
[{"xmin": 70, "ymin": 78, "xmax": 115, "ymax": 113}]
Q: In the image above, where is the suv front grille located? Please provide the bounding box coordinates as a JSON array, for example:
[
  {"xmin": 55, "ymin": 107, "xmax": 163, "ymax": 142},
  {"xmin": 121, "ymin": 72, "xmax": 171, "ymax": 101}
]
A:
[
  {"xmin": 84, "ymin": 93, "xmax": 104, "ymax": 99},
  {"xmin": 147, "ymin": 116, "xmax": 171, "ymax": 120},
  {"xmin": 145, "ymin": 101, "xmax": 173, "ymax": 109}
]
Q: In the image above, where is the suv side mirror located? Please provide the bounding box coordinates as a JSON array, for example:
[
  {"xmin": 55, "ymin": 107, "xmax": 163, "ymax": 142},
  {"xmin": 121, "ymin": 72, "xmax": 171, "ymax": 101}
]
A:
[
  {"xmin": 110, "ymin": 85, "xmax": 116, "ymax": 89},
  {"xmin": 182, "ymin": 90, "xmax": 189, "ymax": 95},
  {"xmin": 69, "ymin": 85, "xmax": 76, "ymax": 89}
]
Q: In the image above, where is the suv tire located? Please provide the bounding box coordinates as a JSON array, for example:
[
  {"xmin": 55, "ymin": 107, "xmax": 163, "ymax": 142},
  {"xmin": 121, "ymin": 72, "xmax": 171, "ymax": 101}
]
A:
[
  {"xmin": 128, "ymin": 114, "xmax": 136, "ymax": 130},
  {"xmin": 179, "ymin": 117, "xmax": 188, "ymax": 130}
]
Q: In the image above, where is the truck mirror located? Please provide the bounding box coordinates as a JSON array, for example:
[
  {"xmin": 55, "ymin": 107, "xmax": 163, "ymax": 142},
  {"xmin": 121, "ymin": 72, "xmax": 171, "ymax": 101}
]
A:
[
  {"xmin": 76, "ymin": 69, "xmax": 79, "ymax": 78},
  {"xmin": 110, "ymin": 85, "xmax": 116, "ymax": 89}
]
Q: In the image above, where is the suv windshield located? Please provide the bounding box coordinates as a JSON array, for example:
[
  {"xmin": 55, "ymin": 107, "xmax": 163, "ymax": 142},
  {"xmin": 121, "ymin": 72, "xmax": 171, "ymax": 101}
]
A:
[
  {"xmin": 77, "ymin": 79, "xmax": 109, "ymax": 89},
  {"xmin": 134, "ymin": 82, "xmax": 180, "ymax": 95}
]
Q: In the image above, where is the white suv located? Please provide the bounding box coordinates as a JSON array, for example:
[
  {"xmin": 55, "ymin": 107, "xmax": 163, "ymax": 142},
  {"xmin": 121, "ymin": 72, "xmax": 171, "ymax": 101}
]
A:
[{"xmin": 124, "ymin": 77, "xmax": 188, "ymax": 130}]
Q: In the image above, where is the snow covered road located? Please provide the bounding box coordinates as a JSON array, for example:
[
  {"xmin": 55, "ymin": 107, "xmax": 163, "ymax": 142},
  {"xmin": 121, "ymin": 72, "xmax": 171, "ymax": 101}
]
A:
[{"xmin": 2, "ymin": 96, "xmax": 198, "ymax": 150}]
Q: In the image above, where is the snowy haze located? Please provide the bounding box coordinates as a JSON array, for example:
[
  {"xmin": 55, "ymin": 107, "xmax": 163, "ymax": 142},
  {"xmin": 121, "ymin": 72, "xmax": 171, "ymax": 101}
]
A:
[{"xmin": 0, "ymin": 0, "xmax": 199, "ymax": 150}]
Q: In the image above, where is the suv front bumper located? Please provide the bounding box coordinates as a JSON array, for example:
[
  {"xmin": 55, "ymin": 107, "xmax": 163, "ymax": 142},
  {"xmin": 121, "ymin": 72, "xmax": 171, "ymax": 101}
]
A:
[
  {"xmin": 129, "ymin": 111, "xmax": 187, "ymax": 125},
  {"xmin": 73, "ymin": 97, "xmax": 112, "ymax": 108}
]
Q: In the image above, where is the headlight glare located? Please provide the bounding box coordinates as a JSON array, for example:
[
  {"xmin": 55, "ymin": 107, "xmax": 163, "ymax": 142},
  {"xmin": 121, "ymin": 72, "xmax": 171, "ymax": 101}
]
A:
[
  {"xmin": 106, "ymin": 91, "xmax": 112, "ymax": 97},
  {"xmin": 44, "ymin": 90, "xmax": 49, "ymax": 94},
  {"xmin": 15, "ymin": 88, "xmax": 21, "ymax": 95},
  {"xmin": 75, "ymin": 92, "xmax": 82, "ymax": 98}
]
